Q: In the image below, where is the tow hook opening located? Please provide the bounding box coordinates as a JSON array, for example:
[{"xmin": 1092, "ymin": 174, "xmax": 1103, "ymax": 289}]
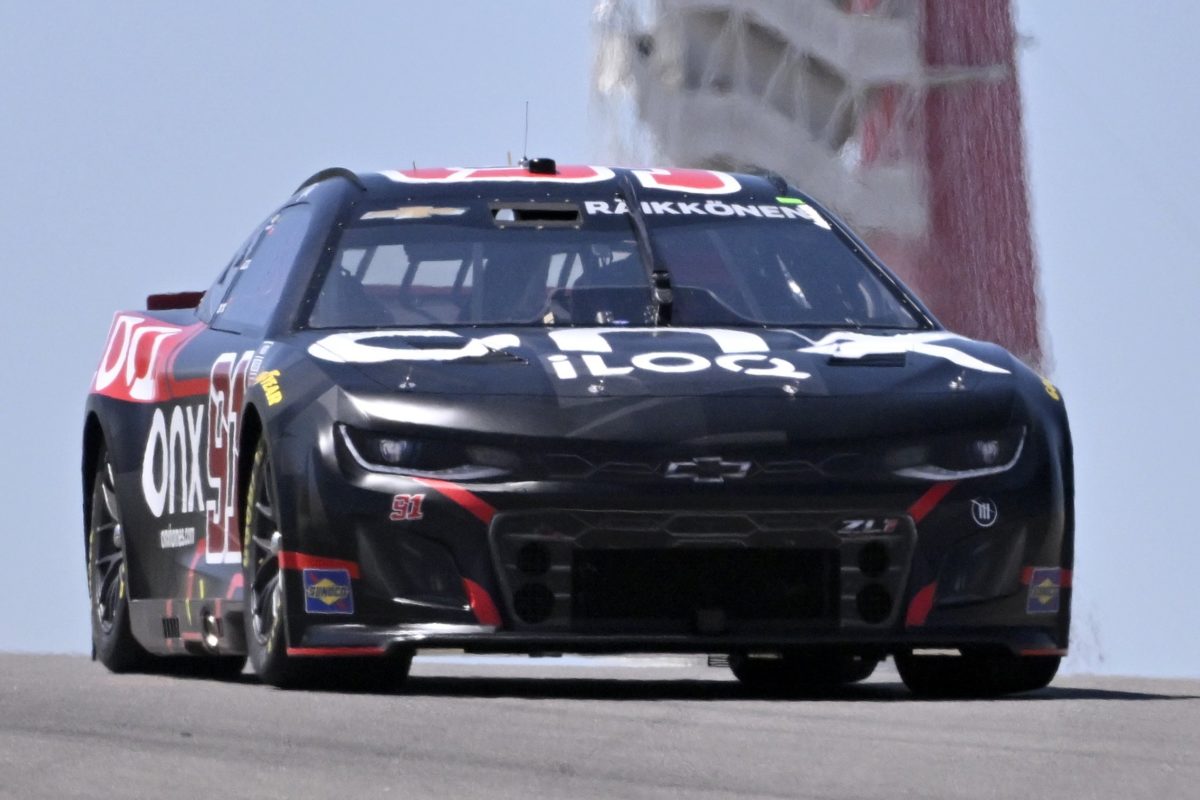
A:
[{"xmin": 201, "ymin": 609, "xmax": 222, "ymax": 652}]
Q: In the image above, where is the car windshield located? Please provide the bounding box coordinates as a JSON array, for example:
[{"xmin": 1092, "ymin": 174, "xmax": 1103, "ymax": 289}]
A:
[{"xmin": 306, "ymin": 200, "xmax": 922, "ymax": 329}]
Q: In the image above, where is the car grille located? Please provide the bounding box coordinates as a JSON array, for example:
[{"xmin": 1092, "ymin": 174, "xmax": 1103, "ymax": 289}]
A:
[
  {"xmin": 489, "ymin": 509, "xmax": 916, "ymax": 634},
  {"xmin": 572, "ymin": 548, "xmax": 837, "ymax": 633},
  {"xmin": 538, "ymin": 452, "xmax": 870, "ymax": 484}
]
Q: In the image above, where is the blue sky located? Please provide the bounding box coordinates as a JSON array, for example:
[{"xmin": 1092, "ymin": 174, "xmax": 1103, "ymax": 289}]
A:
[
  {"xmin": 1016, "ymin": 0, "xmax": 1200, "ymax": 675},
  {"xmin": 0, "ymin": 1, "xmax": 1195, "ymax": 677}
]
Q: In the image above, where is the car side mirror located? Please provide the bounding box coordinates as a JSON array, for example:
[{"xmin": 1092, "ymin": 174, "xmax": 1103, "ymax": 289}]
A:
[{"xmin": 147, "ymin": 291, "xmax": 204, "ymax": 311}]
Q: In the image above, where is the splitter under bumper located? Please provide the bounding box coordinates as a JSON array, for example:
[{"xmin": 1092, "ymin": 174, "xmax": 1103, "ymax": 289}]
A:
[{"xmin": 289, "ymin": 622, "xmax": 1067, "ymax": 659}]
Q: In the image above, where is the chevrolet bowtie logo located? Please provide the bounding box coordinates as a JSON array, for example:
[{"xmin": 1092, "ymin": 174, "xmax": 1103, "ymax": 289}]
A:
[{"xmin": 665, "ymin": 457, "xmax": 751, "ymax": 484}]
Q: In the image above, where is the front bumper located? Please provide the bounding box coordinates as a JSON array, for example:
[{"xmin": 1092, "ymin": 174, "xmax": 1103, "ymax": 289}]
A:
[{"xmin": 276, "ymin": 456, "xmax": 1070, "ymax": 659}]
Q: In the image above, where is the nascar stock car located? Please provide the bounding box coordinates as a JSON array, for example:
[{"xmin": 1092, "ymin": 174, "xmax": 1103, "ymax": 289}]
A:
[{"xmin": 82, "ymin": 161, "xmax": 1073, "ymax": 695}]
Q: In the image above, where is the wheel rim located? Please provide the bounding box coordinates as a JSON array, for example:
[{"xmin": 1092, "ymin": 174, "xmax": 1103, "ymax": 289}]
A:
[
  {"xmin": 89, "ymin": 460, "xmax": 125, "ymax": 634},
  {"xmin": 247, "ymin": 450, "xmax": 283, "ymax": 647}
]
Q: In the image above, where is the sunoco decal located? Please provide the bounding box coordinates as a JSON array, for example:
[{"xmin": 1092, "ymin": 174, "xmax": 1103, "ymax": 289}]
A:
[
  {"xmin": 303, "ymin": 569, "xmax": 354, "ymax": 614},
  {"xmin": 1026, "ymin": 567, "xmax": 1062, "ymax": 614}
]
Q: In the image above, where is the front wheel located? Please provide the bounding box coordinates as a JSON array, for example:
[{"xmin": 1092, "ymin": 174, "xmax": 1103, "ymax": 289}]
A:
[
  {"xmin": 242, "ymin": 438, "xmax": 308, "ymax": 687},
  {"xmin": 895, "ymin": 651, "xmax": 1060, "ymax": 698},
  {"xmin": 241, "ymin": 437, "xmax": 412, "ymax": 690}
]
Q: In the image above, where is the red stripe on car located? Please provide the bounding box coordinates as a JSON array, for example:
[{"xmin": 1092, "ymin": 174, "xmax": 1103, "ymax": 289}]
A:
[
  {"xmin": 185, "ymin": 542, "xmax": 204, "ymax": 599},
  {"xmin": 1019, "ymin": 648, "xmax": 1068, "ymax": 657},
  {"xmin": 278, "ymin": 551, "xmax": 361, "ymax": 579},
  {"xmin": 907, "ymin": 481, "xmax": 957, "ymax": 523},
  {"xmin": 91, "ymin": 314, "xmax": 208, "ymax": 403},
  {"xmin": 412, "ymin": 478, "xmax": 496, "ymax": 524},
  {"xmin": 1020, "ymin": 567, "xmax": 1073, "ymax": 587},
  {"xmin": 905, "ymin": 582, "xmax": 938, "ymax": 627},
  {"xmin": 462, "ymin": 578, "xmax": 503, "ymax": 627},
  {"xmin": 285, "ymin": 646, "xmax": 386, "ymax": 657}
]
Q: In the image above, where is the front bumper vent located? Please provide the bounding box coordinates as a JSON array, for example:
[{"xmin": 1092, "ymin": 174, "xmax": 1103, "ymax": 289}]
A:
[{"xmin": 489, "ymin": 509, "xmax": 916, "ymax": 634}]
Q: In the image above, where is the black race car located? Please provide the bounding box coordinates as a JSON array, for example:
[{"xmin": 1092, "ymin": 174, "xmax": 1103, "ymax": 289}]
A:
[{"xmin": 83, "ymin": 162, "xmax": 1073, "ymax": 695}]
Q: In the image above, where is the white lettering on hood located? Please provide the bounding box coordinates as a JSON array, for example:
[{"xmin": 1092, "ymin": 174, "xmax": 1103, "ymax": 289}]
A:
[
  {"xmin": 798, "ymin": 332, "xmax": 1010, "ymax": 374},
  {"xmin": 309, "ymin": 330, "xmax": 521, "ymax": 364}
]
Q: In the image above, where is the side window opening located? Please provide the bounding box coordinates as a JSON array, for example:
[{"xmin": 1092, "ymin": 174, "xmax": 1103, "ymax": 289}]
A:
[
  {"xmin": 197, "ymin": 232, "xmax": 259, "ymax": 323},
  {"xmin": 212, "ymin": 204, "xmax": 314, "ymax": 335}
]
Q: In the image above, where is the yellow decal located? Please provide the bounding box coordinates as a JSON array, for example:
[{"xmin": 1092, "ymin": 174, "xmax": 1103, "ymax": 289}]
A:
[
  {"xmin": 306, "ymin": 579, "xmax": 351, "ymax": 607},
  {"xmin": 256, "ymin": 370, "xmax": 283, "ymax": 406},
  {"xmin": 243, "ymin": 466, "xmax": 257, "ymax": 569},
  {"xmin": 360, "ymin": 206, "xmax": 467, "ymax": 221},
  {"xmin": 1032, "ymin": 578, "xmax": 1058, "ymax": 606},
  {"xmin": 1041, "ymin": 377, "xmax": 1060, "ymax": 401}
]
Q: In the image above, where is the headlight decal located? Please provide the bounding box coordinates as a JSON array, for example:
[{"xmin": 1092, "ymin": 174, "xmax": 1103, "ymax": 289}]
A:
[
  {"xmin": 339, "ymin": 424, "xmax": 517, "ymax": 481},
  {"xmin": 892, "ymin": 427, "xmax": 1026, "ymax": 480}
]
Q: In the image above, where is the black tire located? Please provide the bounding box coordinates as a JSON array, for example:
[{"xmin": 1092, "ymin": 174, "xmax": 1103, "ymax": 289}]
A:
[
  {"xmin": 88, "ymin": 447, "xmax": 154, "ymax": 672},
  {"xmin": 895, "ymin": 651, "xmax": 1060, "ymax": 698},
  {"xmin": 242, "ymin": 437, "xmax": 307, "ymax": 687},
  {"xmin": 730, "ymin": 651, "xmax": 880, "ymax": 693},
  {"xmin": 241, "ymin": 437, "xmax": 412, "ymax": 690}
]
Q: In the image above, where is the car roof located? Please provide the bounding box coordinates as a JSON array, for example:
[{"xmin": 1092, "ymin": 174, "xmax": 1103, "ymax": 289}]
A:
[{"xmin": 293, "ymin": 163, "xmax": 792, "ymax": 203}]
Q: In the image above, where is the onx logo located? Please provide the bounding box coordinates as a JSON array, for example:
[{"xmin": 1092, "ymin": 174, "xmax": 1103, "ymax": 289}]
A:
[
  {"xmin": 970, "ymin": 498, "xmax": 999, "ymax": 528},
  {"xmin": 142, "ymin": 405, "xmax": 206, "ymax": 518},
  {"xmin": 140, "ymin": 350, "xmax": 254, "ymax": 565}
]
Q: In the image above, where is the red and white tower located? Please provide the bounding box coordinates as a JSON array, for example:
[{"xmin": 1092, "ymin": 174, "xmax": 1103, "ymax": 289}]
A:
[{"xmin": 594, "ymin": 0, "xmax": 1042, "ymax": 366}]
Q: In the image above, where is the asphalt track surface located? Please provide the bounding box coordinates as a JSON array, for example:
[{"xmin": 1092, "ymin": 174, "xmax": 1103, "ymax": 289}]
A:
[{"xmin": 1, "ymin": 654, "xmax": 1197, "ymax": 799}]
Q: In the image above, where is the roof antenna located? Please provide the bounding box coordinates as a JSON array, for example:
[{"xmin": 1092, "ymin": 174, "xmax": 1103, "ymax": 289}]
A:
[{"xmin": 521, "ymin": 100, "xmax": 530, "ymax": 166}]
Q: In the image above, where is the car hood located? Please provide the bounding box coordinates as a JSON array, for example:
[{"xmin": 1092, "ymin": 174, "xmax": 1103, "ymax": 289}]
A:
[
  {"xmin": 299, "ymin": 326, "xmax": 1019, "ymax": 397},
  {"xmin": 295, "ymin": 327, "xmax": 1022, "ymax": 441}
]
